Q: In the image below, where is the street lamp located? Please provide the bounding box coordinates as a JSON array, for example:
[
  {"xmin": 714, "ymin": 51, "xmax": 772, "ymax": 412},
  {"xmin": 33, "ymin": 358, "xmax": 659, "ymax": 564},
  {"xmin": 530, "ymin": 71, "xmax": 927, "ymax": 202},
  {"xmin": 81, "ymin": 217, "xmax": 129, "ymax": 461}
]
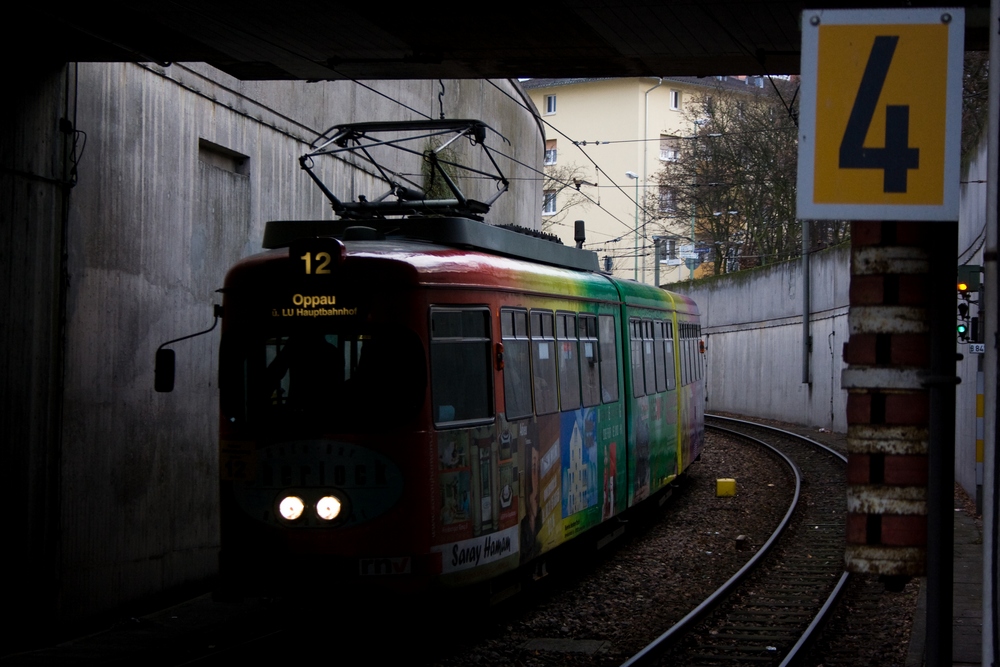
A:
[{"xmin": 626, "ymin": 171, "xmax": 639, "ymax": 281}]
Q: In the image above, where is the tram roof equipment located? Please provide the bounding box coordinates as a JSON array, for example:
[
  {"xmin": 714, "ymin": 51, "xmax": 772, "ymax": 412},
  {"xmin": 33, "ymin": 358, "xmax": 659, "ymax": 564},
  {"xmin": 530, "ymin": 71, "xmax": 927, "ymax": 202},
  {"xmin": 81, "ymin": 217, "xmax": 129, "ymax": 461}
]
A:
[
  {"xmin": 299, "ymin": 119, "xmax": 511, "ymax": 222},
  {"xmin": 286, "ymin": 118, "xmax": 600, "ymax": 273}
]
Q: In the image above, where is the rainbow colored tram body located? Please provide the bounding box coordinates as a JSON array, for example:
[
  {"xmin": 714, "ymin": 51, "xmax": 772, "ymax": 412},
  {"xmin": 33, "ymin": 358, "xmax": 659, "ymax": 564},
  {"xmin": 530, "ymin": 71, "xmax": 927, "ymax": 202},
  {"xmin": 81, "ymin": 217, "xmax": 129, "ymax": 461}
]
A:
[{"xmin": 217, "ymin": 217, "xmax": 704, "ymax": 594}]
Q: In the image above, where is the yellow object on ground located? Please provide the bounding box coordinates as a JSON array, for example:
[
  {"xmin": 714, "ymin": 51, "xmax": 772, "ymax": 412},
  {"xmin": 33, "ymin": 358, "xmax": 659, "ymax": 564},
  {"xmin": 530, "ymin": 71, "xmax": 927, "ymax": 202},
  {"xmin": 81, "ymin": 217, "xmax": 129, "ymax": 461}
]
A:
[{"xmin": 716, "ymin": 478, "xmax": 737, "ymax": 497}]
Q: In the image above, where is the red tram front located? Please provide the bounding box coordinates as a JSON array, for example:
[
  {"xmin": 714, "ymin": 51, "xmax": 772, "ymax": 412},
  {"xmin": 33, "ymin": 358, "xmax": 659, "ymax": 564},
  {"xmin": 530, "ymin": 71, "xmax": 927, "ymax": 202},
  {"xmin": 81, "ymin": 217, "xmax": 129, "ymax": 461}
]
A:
[{"xmin": 218, "ymin": 231, "xmax": 441, "ymax": 592}]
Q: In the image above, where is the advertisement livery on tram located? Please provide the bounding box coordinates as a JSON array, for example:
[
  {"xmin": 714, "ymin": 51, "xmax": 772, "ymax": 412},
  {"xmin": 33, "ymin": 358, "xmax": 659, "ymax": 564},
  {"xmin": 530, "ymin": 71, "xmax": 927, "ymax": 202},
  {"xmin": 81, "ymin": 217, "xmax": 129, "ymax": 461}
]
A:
[
  {"xmin": 217, "ymin": 217, "xmax": 704, "ymax": 593},
  {"xmin": 206, "ymin": 119, "xmax": 704, "ymax": 594}
]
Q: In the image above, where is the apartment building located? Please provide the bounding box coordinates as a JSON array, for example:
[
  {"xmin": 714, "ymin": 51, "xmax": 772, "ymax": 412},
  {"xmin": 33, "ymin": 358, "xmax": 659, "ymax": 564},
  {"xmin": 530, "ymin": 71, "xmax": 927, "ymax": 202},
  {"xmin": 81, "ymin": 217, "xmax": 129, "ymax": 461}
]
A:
[{"xmin": 523, "ymin": 76, "xmax": 766, "ymax": 285}]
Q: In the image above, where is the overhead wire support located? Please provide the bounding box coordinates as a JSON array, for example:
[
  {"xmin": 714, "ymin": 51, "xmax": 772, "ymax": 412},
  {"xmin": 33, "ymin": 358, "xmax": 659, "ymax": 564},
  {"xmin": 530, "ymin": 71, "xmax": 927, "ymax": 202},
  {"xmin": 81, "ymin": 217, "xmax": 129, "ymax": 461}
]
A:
[
  {"xmin": 484, "ymin": 144, "xmax": 635, "ymax": 234},
  {"xmin": 299, "ymin": 119, "xmax": 511, "ymax": 220},
  {"xmin": 485, "ymin": 80, "xmax": 666, "ymax": 237}
]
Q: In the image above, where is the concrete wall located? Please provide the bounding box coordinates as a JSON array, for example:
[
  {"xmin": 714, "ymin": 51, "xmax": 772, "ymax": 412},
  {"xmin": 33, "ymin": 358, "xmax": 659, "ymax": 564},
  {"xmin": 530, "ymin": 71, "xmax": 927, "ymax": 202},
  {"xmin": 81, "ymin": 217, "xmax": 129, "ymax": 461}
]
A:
[
  {"xmin": 668, "ymin": 244, "xmax": 851, "ymax": 433},
  {"xmin": 2, "ymin": 61, "xmax": 542, "ymax": 636},
  {"xmin": 955, "ymin": 135, "xmax": 991, "ymax": 501},
  {"xmin": 1, "ymin": 63, "xmax": 71, "ymax": 636},
  {"xmin": 669, "ymin": 127, "xmax": 989, "ymax": 501}
]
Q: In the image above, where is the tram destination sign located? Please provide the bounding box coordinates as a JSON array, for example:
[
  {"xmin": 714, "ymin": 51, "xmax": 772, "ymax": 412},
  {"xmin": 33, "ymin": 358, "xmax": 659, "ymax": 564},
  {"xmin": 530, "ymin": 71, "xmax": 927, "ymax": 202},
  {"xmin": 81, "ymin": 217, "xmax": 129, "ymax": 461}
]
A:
[{"xmin": 797, "ymin": 8, "xmax": 964, "ymax": 221}]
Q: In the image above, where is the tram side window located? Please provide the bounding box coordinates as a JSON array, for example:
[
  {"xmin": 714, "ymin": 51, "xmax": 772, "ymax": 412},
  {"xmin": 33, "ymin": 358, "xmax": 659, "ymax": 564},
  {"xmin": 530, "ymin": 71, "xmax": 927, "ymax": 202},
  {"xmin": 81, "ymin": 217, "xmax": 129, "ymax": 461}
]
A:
[
  {"xmin": 599, "ymin": 314, "xmax": 619, "ymax": 403},
  {"xmin": 680, "ymin": 324, "xmax": 689, "ymax": 386},
  {"xmin": 692, "ymin": 330, "xmax": 698, "ymax": 381},
  {"xmin": 690, "ymin": 325, "xmax": 697, "ymax": 382},
  {"xmin": 664, "ymin": 321, "xmax": 676, "ymax": 391},
  {"xmin": 579, "ymin": 314, "xmax": 600, "ymax": 407},
  {"xmin": 683, "ymin": 324, "xmax": 692, "ymax": 386},
  {"xmin": 430, "ymin": 308, "xmax": 493, "ymax": 426},
  {"xmin": 653, "ymin": 321, "xmax": 667, "ymax": 393},
  {"xmin": 630, "ymin": 319, "xmax": 645, "ymax": 398},
  {"xmin": 531, "ymin": 310, "xmax": 559, "ymax": 415},
  {"xmin": 642, "ymin": 320, "xmax": 657, "ymax": 394},
  {"xmin": 676, "ymin": 324, "xmax": 685, "ymax": 386},
  {"xmin": 696, "ymin": 325, "xmax": 703, "ymax": 381},
  {"xmin": 557, "ymin": 312, "xmax": 581, "ymax": 411},
  {"xmin": 501, "ymin": 308, "xmax": 532, "ymax": 420},
  {"xmin": 690, "ymin": 325, "xmax": 698, "ymax": 383}
]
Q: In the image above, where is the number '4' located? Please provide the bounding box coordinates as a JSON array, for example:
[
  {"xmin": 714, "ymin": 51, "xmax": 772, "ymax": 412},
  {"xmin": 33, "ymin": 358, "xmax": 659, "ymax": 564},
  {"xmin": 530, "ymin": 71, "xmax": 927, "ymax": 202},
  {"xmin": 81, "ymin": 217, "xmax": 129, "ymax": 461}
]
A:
[{"xmin": 839, "ymin": 35, "xmax": 919, "ymax": 193}]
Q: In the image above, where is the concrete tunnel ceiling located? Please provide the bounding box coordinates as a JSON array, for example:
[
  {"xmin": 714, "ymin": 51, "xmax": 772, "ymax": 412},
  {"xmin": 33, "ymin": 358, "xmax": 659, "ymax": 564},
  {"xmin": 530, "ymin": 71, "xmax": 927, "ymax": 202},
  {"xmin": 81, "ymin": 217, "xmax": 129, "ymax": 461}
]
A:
[{"xmin": 14, "ymin": 1, "xmax": 992, "ymax": 81}]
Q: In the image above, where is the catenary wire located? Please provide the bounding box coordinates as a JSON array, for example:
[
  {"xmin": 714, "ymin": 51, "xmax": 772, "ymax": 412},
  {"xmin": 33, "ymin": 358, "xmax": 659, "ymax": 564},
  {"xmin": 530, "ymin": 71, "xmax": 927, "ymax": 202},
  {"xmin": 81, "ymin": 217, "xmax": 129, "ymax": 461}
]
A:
[{"xmin": 486, "ymin": 79, "xmax": 689, "ymax": 241}]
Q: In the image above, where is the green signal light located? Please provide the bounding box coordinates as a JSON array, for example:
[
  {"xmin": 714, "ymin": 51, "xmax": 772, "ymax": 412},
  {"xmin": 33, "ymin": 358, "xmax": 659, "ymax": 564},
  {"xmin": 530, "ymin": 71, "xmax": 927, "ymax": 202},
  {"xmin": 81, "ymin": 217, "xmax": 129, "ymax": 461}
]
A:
[{"xmin": 957, "ymin": 323, "xmax": 968, "ymax": 334}]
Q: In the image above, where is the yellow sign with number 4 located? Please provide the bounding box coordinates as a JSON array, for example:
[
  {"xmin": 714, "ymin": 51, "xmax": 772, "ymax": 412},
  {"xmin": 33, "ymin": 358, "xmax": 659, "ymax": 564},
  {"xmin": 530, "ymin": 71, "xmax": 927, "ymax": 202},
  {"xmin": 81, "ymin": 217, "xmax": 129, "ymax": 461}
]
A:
[{"xmin": 798, "ymin": 9, "xmax": 963, "ymax": 221}]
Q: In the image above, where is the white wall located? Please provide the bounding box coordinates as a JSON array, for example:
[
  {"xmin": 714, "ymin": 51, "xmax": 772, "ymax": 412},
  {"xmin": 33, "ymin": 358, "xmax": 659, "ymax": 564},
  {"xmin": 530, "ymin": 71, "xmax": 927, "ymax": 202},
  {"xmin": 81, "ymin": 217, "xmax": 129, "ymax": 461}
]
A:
[
  {"xmin": 955, "ymin": 134, "xmax": 991, "ymax": 500},
  {"xmin": 669, "ymin": 244, "xmax": 851, "ymax": 432}
]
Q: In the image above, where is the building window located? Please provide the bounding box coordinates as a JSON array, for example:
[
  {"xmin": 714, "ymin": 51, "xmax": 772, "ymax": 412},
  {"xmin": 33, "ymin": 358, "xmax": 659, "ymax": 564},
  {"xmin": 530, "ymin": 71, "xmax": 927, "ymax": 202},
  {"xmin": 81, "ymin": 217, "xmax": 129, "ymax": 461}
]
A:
[
  {"xmin": 544, "ymin": 139, "xmax": 557, "ymax": 165},
  {"xmin": 543, "ymin": 190, "xmax": 557, "ymax": 215},
  {"xmin": 545, "ymin": 94, "xmax": 557, "ymax": 115},
  {"xmin": 659, "ymin": 135, "xmax": 680, "ymax": 161},
  {"xmin": 670, "ymin": 90, "xmax": 681, "ymax": 110},
  {"xmin": 654, "ymin": 238, "xmax": 677, "ymax": 263},
  {"xmin": 658, "ymin": 186, "xmax": 677, "ymax": 213}
]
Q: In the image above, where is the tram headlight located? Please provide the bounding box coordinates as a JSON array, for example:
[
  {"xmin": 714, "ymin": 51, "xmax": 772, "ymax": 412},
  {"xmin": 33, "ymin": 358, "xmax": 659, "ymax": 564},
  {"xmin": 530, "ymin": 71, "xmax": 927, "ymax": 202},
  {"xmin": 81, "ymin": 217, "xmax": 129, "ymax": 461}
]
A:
[
  {"xmin": 278, "ymin": 495, "xmax": 305, "ymax": 521},
  {"xmin": 316, "ymin": 495, "xmax": 342, "ymax": 521}
]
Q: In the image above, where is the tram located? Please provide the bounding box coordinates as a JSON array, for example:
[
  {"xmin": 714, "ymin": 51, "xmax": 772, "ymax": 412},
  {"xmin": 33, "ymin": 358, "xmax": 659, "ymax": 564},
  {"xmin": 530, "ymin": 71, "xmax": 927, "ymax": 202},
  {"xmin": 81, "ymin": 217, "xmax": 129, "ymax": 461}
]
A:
[{"xmin": 207, "ymin": 120, "xmax": 705, "ymax": 593}]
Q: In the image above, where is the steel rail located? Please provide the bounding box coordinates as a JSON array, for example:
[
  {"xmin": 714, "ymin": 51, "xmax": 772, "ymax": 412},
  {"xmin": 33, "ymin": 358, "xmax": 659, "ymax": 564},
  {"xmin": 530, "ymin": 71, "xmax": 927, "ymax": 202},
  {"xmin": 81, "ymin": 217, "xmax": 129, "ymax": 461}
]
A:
[
  {"xmin": 620, "ymin": 422, "xmax": 802, "ymax": 667},
  {"xmin": 621, "ymin": 415, "xmax": 849, "ymax": 667},
  {"xmin": 779, "ymin": 570, "xmax": 851, "ymax": 667},
  {"xmin": 706, "ymin": 413, "xmax": 848, "ymax": 465},
  {"xmin": 707, "ymin": 415, "xmax": 851, "ymax": 667}
]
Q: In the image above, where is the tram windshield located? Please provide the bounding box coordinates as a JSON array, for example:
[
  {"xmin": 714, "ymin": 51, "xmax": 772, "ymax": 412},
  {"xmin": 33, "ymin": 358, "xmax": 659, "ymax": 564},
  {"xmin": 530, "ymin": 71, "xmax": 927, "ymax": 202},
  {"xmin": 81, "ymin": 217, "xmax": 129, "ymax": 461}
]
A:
[{"xmin": 222, "ymin": 325, "xmax": 426, "ymax": 432}]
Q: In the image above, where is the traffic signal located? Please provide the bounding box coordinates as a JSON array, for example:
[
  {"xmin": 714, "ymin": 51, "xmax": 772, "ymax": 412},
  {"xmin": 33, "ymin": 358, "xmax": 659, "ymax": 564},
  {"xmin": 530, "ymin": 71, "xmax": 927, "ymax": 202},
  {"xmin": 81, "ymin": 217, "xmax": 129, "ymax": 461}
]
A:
[
  {"xmin": 957, "ymin": 296, "xmax": 971, "ymax": 341},
  {"xmin": 958, "ymin": 264, "xmax": 981, "ymax": 297},
  {"xmin": 956, "ymin": 265, "xmax": 982, "ymax": 342}
]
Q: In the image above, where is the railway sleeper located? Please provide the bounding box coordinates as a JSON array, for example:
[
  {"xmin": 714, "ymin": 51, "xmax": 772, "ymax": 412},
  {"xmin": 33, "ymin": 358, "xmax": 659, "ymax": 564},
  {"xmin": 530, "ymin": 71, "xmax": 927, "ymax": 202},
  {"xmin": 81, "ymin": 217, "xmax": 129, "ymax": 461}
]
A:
[
  {"xmin": 691, "ymin": 656, "xmax": 777, "ymax": 663},
  {"xmin": 692, "ymin": 648, "xmax": 791, "ymax": 657},
  {"xmin": 727, "ymin": 611, "xmax": 816, "ymax": 619},
  {"xmin": 721, "ymin": 625, "xmax": 801, "ymax": 633},
  {"xmin": 712, "ymin": 632, "xmax": 800, "ymax": 641}
]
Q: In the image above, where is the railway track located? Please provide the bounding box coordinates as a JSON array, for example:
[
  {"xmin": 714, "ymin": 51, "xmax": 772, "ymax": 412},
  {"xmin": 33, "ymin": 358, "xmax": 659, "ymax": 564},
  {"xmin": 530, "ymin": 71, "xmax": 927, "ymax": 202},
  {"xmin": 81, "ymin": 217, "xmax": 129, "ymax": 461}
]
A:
[
  {"xmin": 8, "ymin": 418, "xmax": 852, "ymax": 667},
  {"xmin": 623, "ymin": 415, "xmax": 848, "ymax": 667}
]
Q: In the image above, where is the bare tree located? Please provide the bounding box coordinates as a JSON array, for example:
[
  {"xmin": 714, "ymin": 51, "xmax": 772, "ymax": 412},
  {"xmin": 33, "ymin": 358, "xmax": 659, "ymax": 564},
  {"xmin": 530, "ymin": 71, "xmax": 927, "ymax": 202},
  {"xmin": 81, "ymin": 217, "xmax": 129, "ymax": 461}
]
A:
[
  {"xmin": 962, "ymin": 51, "xmax": 990, "ymax": 167},
  {"xmin": 648, "ymin": 81, "xmax": 821, "ymax": 275},
  {"xmin": 541, "ymin": 163, "xmax": 592, "ymax": 233}
]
